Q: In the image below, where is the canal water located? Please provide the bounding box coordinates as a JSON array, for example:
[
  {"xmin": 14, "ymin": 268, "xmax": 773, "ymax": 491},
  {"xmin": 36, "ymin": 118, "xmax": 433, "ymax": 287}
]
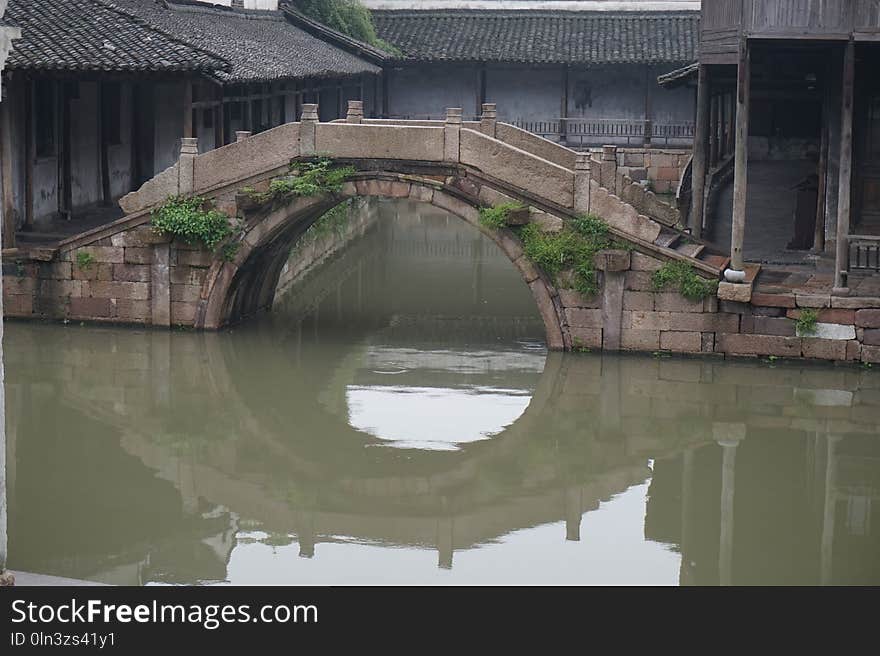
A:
[{"xmin": 4, "ymin": 200, "xmax": 880, "ymax": 586}]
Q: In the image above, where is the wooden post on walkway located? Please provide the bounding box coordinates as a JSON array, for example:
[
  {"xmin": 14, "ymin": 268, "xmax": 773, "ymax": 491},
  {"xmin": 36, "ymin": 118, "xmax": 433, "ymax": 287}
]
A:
[
  {"xmin": 725, "ymin": 41, "xmax": 750, "ymax": 283},
  {"xmin": 834, "ymin": 41, "xmax": 855, "ymax": 296},
  {"xmin": 690, "ymin": 64, "xmax": 709, "ymax": 237}
]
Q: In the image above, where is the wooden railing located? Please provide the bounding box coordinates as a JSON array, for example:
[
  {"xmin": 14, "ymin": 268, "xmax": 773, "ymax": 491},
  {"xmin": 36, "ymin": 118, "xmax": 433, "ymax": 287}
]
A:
[
  {"xmin": 850, "ymin": 236, "xmax": 880, "ymax": 273},
  {"xmin": 385, "ymin": 115, "xmax": 695, "ymax": 147},
  {"xmin": 512, "ymin": 118, "xmax": 695, "ymax": 147}
]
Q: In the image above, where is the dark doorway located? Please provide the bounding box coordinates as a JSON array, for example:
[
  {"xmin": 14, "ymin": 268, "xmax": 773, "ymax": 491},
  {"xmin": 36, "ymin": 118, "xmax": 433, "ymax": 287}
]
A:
[{"xmin": 854, "ymin": 45, "xmax": 880, "ymax": 235}]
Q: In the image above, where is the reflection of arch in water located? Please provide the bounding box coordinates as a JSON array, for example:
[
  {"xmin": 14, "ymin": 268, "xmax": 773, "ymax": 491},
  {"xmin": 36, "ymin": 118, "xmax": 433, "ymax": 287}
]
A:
[{"xmin": 196, "ymin": 178, "xmax": 566, "ymax": 349}]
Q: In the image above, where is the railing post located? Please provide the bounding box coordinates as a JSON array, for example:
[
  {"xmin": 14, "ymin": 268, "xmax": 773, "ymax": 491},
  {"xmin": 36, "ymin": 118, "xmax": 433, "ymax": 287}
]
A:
[
  {"xmin": 444, "ymin": 107, "xmax": 462, "ymax": 163},
  {"xmin": 235, "ymin": 131, "xmax": 251, "ymax": 143},
  {"xmin": 600, "ymin": 145, "xmax": 618, "ymax": 190},
  {"xmin": 346, "ymin": 100, "xmax": 364, "ymax": 124},
  {"xmin": 299, "ymin": 103, "xmax": 318, "ymax": 156},
  {"xmin": 574, "ymin": 153, "xmax": 591, "ymax": 215},
  {"xmin": 178, "ymin": 137, "xmax": 198, "ymax": 196},
  {"xmin": 480, "ymin": 103, "xmax": 497, "ymax": 138},
  {"xmin": 644, "ymin": 118, "xmax": 653, "ymax": 147}
]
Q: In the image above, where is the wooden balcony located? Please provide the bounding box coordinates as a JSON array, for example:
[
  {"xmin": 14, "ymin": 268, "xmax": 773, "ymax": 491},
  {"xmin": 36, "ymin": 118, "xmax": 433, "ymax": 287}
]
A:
[{"xmin": 702, "ymin": 0, "xmax": 880, "ymax": 64}]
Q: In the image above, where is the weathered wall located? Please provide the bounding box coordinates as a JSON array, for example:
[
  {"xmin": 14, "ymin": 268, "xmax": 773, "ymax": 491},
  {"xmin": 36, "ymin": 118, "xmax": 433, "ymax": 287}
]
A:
[
  {"xmin": 153, "ymin": 82, "xmax": 186, "ymax": 174},
  {"xmin": 611, "ymin": 147, "xmax": 690, "ymax": 196},
  {"xmin": 488, "ymin": 66, "xmax": 564, "ymax": 124},
  {"xmin": 386, "ymin": 64, "xmax": 480, "ymax": 118}
]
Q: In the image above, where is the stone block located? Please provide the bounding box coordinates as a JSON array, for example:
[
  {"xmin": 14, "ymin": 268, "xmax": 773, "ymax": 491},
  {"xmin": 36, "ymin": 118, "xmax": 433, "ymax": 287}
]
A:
[
  {"xmin": 656, "ymin": 166, "xmax": 679, "ymax": 181},
  {"xmin": 719, "ymin": 300, "xmax": 751, "ymax": 315},
  {"xmin": 668, "ymin": 312, "xmax": 740, "ymax": 332},
  {"xmin": 80, "ymin": 246, "xmax": 124, "ymax": 264},
  {"xmin": 176, "ymin": 250, "xmax": 214, "ymax": 267},
  {"xmin": 751, "ymin": 292, "xmax": 796, "ymax": 308},
  {"xmin": 112, "ymin": 264, "xmax": 152, "ymax": 283},
  {"xmin": 621, "ymin": 329, "xmax": 660, "ymax": 351},
  {"xmin": 796, "ymin": 294, "xmax": 831, "ymax": 308},
  {"xmin": 38, "ymin": 262, "xmax": 72, "ymax": 280},
  {"xmin": 863, "ymin": 329, "xmax": 880, "ymax": 346},
  {"xmin": 802, "ymin": 339, "xmax": 848, "ymax": 361},
  {"xmin": 171, "ymin": 284, "xmax": 201, "ymax": 303},
  {"xmin": 115, "ymin": 299, "xmax": 152, "ymax": 322},
  {"xmin": 3, "ymin": 276, "xmax": 36, "ymax": 294},
  {"xmin": 565, "ymin": 308, "xmax": 602, "ymax": 328},
  {"xmin": 570, "ymin": 327, "xmax": 602, "ymax": 349},
  {"xmin": 660, "ymin": 331, "xmax": 702, "ymax": 352},
  {"xmin": 742, "ymin": 316, "xmax": 795, "ymax": 337},
  {"xmin": 701, "ymin": 332, "xmax": 716, "ymax": 352},
  {"xmin": 559, "ymin": 289, "xmax": 600, "ymax": 309},
  {"xmin": 124, "ymin": 248, "xmax": 154, "ymax": 265},
  {"xmin": 654, "ymin": 292, "xmax": 704, "ymax": 313},
  {"xmin": 593, "ymin": 249, "xmax": 631, "ymax": 272},
  {"xmin": 624, "ymin": 270, "xmax": 655, "ymax": 291},
  {"xmin": 796, "ymin": 323, "xmax": 856, "ymax": 340},
  {"xmin": 847, "ymin": 340, "xmax": 862, "ymax": 361},
  {"xmin": 530, "ymin": 210, "xmax": 563, "ymax": 233},
  {"xmin": 69, "ymin": 296, "xmax": 112, "ymax": 318},
  {"xmin": 171, "ymin": 301, "xmax": 197, "ymax": 326},
  {"xmin": 630, "ymin": 252, "xmax": 663, "ymax": 272},
  {"xmin": 717, "ymin": 333, "xmax": 802, "ymax": 358},
  {"xmin": 832, "ymin": 296, "xmax": 880, "ymax": 309},
  {"xmin": 110, "ymin": 225, "xmax": 172, "ymax": 247},
  {"xmin": 432, "ymin": 191, "xmax": 481, "ymax": 226},
  {"xmin": 862, "ymin": 345, "xmax": 880, "ymax": 364},
  {"xmin": 627, "ymin": 310, "xmax": 671, "ymax": 331},
  {"xmin": 623, "ymin": 291, "xmax": 654, "ymax": 311},
  {"xmin": 40, "ymin": 279, "xmax": 81, "ymax": 298},
  {"xmin": 856, "ymin": 309, "xmax": 880, "ymax": 328},
  {"xmin": 649, "ymin": 153, "xmax": 676, "ymax": 168},
  {"xmin": 170, "ymin": 265, "xmax": 207, "ymax": 286},
  {"xmin": 750, "ymin": 305, "xmax": 787, "ymax": 317},
  {"xmin": 717, "ymin": 281, "xmax": 752, "ymax": 303}
]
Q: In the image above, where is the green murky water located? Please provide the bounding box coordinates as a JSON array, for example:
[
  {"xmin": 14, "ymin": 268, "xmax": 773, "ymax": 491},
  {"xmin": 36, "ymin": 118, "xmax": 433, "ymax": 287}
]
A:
[{"xmin": 5, "ymin": 200, "xmax": 880, "ymax": 585}]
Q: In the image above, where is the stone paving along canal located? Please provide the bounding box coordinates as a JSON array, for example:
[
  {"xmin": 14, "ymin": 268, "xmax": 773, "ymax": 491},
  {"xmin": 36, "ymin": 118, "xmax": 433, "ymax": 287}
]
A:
[{"xmin": 5, "ymin": 201, "xmax": 879, "ymax": 585}]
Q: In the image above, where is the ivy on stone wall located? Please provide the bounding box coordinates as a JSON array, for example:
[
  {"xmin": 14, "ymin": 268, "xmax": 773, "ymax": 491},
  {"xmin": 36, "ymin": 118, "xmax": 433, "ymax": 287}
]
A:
[
  {"xmin": 651, "ymin": 260, "xmax": 719, "ymax": 301},
  {"xmin": 151, "ymin": 196, "xmax": 242, "ymax": 261}
]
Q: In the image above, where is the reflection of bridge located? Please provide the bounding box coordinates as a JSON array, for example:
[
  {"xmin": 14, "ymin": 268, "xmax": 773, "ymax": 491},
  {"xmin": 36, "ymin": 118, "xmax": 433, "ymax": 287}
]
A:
[{"xmin": 7, "ymin": 320, "xmax": 880, "ymax": 583}]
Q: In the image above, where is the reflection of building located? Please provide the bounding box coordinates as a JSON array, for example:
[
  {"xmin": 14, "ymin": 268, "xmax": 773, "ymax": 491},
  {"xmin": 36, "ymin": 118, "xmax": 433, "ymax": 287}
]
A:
[{"xmin": 647, "ymin": 431, "xmax": 880, "ymax": 586}]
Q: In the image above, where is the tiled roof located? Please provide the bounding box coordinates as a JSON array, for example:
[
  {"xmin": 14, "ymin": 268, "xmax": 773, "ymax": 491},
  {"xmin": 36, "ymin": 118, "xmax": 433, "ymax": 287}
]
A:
[
  {"xmin": 373, "ymin": 9, "xmax": 699, "ymax": 64},
  {"xmin": 4, "ymin": 0, "xmax": 227, "ymax": 73},
  {"xmin": 113, "ymin": 0, "xmax": 381, "ymax": 82}
]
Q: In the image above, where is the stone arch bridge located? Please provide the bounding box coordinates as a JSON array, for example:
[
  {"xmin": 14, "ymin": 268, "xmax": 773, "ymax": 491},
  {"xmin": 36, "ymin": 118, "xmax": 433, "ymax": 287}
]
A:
[{"xmin": 6, "ymin": 101, "xmax": 758, "ymax": 355}]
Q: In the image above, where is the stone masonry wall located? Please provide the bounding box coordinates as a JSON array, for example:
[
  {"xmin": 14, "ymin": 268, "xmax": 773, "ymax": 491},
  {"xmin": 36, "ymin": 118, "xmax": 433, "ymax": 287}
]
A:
[{"xmin": 607, "ymin": 147, "xmax": 690, "ymax": 196}]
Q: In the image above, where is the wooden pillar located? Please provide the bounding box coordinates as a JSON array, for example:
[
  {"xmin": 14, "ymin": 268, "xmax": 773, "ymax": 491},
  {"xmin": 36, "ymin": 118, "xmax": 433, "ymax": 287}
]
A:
[
  {"xmin": 643, "ymin": 65, "xmax": 653, "ymax": 147},
  {"xmin": 476, "ymin": 65, "xmax": 487, "ymax": 118},
  {"xmin": 560, "ymin": 64, "xmax": 569, "ymax": 145},
  {"xmin": 0, "ymin": 94, "xmax": 14, "ymax": 246},
  {"xmin": 726, "ymin": 41, "xmax": 751, "ymax": 280},
  {"xmin": 183, "ymin": 79, "xmax": 193, "ymax": 139},
  {"xmin": 23, "ymin": 77, "xmax": 33, "ymax": 229},
  {"xmin": 215, "ymin": 85, "xmax": 224, "ymax": 148},
  {"xmin": 60, "ymin": 81, "xmax": 72, "ymax": 217},
  {"xmin": 814, "ymin": 59, "xmax": 831, "ymax": 254},
  {"xmin": 708, "ymin": 94, "xmax": 719, "ymax": 166},
  {"xmin": 98, "ymin": 81, "xmax": 111, "ymax": 206},
  {"xmin": 690, "ymin": 64, "xmax": 709, "ymax": 237},
  {"xmin": 834, "ymin": 41, "xmax": 855, "ymax": 295}
]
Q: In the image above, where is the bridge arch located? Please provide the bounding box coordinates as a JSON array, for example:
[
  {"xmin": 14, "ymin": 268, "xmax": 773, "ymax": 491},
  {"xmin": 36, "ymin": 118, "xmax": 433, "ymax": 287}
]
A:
[{"xmin": 195, "ymin": 173, "xmax": 566, "ymax": 348}]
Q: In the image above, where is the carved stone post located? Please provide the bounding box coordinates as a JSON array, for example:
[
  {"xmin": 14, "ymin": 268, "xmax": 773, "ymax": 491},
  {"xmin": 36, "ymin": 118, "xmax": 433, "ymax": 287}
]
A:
[
  {"xmin": 235, "ymin": 130, "xmax": 251, "ymax": 143},
  {"xmin": 600, "ymin": 145, "xmax": 618, "ymax": 191},
  {"xmin": 595, "ymin": 249, "xmax": 631, "ymax": 351},
  {"xmin": 444, "ymin": 107, "xmax": 462, "ymax": 163},
  {"xmin": 713, "ymin": 422, "xmax": 745, "ymax": 586},
  {"xmin": 346, "ymin": 100, "xmax": 364, "ymax": 124},
  {"xmin": 178, "ymin": 137, "xmax": 198, "ymax": 196},
  {"xmin": 480, "ymin": 102, "xmax": 497, "ymax": 138},
  {"xmin": 299, "ymin": 103, "xmax": 318, "ymax": 156},
  {"xmin": 574, "ymin": 152, "xmax": 591, "ymax": 215}
]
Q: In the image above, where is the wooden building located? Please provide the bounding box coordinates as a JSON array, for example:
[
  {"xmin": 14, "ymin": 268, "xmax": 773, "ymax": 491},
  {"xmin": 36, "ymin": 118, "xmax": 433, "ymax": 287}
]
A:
[
  {"xmin": 0, "ymin": 0, "xmax": 382, "ymax": 246},
  {"xmin": 690, "ymin": 0, "xmax": 880, "ymax": 292}
]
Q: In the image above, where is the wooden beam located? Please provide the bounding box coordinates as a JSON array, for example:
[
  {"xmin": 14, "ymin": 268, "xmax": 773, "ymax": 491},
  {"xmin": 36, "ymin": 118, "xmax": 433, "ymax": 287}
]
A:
[
  {"xmin": 560, "ymin": 65, "xmax": 569, "ymax": 145},
  {"xmin": 728, "ymin": 40, "xmax": 751, "ymax": 276},
  {"xmin": 834, "ymin": 40, "xmax": 856, "ymax": 293},
  {"xmin": 643, "ymin": 65, "xmax": 653, "ymax": 146},
  {"xmin": 690, "ymin": 64, "xmax": 709, "ymax": 237}
]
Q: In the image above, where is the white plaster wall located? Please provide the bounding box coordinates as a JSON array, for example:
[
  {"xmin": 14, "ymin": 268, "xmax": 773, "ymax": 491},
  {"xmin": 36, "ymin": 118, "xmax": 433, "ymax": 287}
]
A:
[
  {"xmin": 386, "ymin": 64, "xmax": 479, "ymax": 118},
  {"xmin": 153, "ymin": 82, "xmax": 185, "ymax": 173},
  {"xmin": 107, "ymin": 83, "xmax": 134, "ymax": 199},
  {"xmin": 68, "ymin": 82, "xmax": 100, "ymax": 211},
  {"xmin": 566, "ymin": 65, "xmax": 646, "ymax": 120},
  {"xmin": 487, "ymin": 66, "xmax": 563, "ymax": 124}
]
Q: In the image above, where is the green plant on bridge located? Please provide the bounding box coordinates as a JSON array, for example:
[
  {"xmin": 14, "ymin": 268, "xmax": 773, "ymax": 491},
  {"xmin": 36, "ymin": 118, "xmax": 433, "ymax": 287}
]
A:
[
  {"xmin": 478, "ymin": 202, "xmax": 526, "ymax": 229},
  {"xmin": 247, "ymin": 159, "xmax": 356, "ymax": 205},
  {"xmin": 795, "ymin": 308, "xmax": 819, "ymax": 336},
  {"xmin": 151, "ymin": 196, "xmax": 237, "ymax": 253},
  {"xmin": 651, "ymin": 260, "xmax": 719, "ymax": 301},
  {"xmin": 516, "ymin": 213, "xmax": 622, "ymax": 298},
  {"xmin": 75, "ymin": 251, "xmax": 95, "ymax": 270}
]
